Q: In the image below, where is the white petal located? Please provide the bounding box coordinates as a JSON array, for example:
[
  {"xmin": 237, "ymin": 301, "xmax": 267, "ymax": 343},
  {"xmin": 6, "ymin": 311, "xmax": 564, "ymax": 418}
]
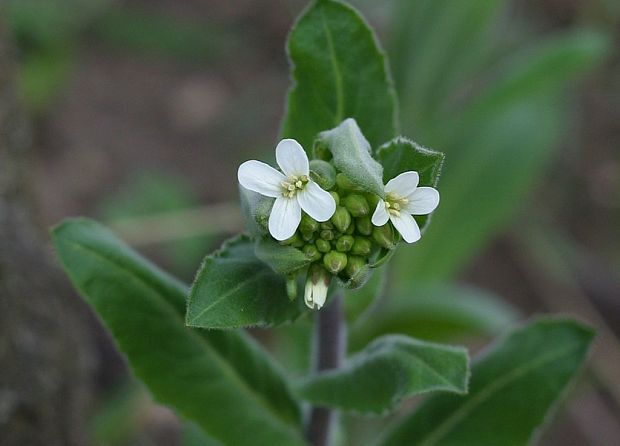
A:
[
  {"xmin": 371, "ymin": 200, "xmax": 389, "ymax": 226},
  {"xmin": 304, "ymin": 279, "xmax": 328, "ymax": 310},
  {"xmin": 297, "ymin": 181, "xmax": 336, "ymax": 222},
  {"xmin": 385, "ymin": 171, "xmax": 419, "ymax": 197},
  {"xmin": 275, "ymin": 139, "xmax": 309, "ymax": 177},
  {"xmin": 269, "ymin": 197, "xmax": 301, "ymax": 241},
  {"xmin": 238, "ymin": 160, "xmax": 285, "ymax": 198},
  {"xmin": 405, "ymin": 187, "xmax": 440, "ymax": 215},
  {"xmin": 390, "ymin": 212, "xmax": 421, "ymax": 243}
]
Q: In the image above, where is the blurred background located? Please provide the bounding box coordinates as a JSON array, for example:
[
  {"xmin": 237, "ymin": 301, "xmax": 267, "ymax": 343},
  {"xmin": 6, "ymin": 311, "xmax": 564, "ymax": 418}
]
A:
[{"xmin": 1, "ymin": 0, "xmax": 619, "ymax": 445}]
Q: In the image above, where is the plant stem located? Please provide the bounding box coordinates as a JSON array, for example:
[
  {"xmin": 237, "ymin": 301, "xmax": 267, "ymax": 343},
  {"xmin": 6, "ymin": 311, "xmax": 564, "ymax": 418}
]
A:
[{"xmin": 306, "ymin": 291, "xmax": 346, "ymax": 446}]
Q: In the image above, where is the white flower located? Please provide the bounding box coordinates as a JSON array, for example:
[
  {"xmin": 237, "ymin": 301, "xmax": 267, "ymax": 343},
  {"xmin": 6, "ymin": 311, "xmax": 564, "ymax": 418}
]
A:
[
  {"xmin": 238, "ymin": 139, "xmax": 336, "ymax": 241},
  {"xmin": 304, "ymin": 266, "xmax": 330, "ymax": 310},
  {"xmin": 371, "ymin": 171, "xmax": 440, "ymax": 243}
]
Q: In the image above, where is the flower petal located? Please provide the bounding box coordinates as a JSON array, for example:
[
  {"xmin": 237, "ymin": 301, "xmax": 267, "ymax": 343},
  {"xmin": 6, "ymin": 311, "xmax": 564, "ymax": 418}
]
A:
[
  {"xmin": 238, "ymin": 160, "xmax": 285, "ymax": 198},
  {"xmin": 385, "ymin": 171, "xmax": 419, "ymax": 197},
  {"xmin": 275, "ymin": 139, "xmax": 309, "ymax": 177},
  {"xmin": 297, "ymin": 181, "xmax": 336, "ymax": 222},
  {"xmin": 390, "ymin": 212, "xmax": 421, "ymax": 243},
  {"xmin": 371, "ymin": 199, "xmax": 390, "ymax": 226},
  {"xmin": 404, "ymin": 187, "xmax": 440, "ymax": 215},
  {"xmin": 269, "ymin": 197, "xmax": 301, "ymax": 241}
]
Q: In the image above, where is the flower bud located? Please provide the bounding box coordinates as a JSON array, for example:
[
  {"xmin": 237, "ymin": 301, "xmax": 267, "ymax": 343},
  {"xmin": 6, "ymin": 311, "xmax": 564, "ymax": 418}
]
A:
[
  {"xmin": 323, "ymin": 251, "xmax": 348, "ymax": 274},
  {"xmin": 351, "ymin": 237, "xmax": 372, "ymax": 257},
  {"xmin": 309, "ymin": 159, "xmax": 336, "ymax": 190},
  {"xmin": 300, "ymin": 214, "xmax": 319, "ymax": 234},
  {"xmin": 316, "ymin": 238, "xmax": 331, "ymax": 253},
  {"xmin": 336, "ymin": 173, "xmax": 362, "ymax": 191},
  {"xmin": 320, "ymin": 229, "xmax": 335, "ymax": 241},
  {"xmin": 286, "ymin": 276, "xmax": 297, "ymax": 301},
  {"xmin": 280, "ymin": 232, "xmax": 304, "ymax": 248},
  {"xmin": 365, "ymin": 193, "xmax": 380, "ymax": 211},
  {"xmin": 301, "ymin": 231, "xmax": 314, "ymax": 242},
  {"xmin": 330, "ymin": 206, "xmax": 351, "ymax": 233},
  {"xmin": 303, "ymin": 244, "xmax": 322, "ymax": 262},
  {"xmin": 372, "ymin": 224, "xmax": 396, "ymax": 249},
  {"xmin": 304, "ymin": 264, "xmax": 330, "ymax": 310},
  {"xmin": 320, "ymin": 221, "xmax": 334, "ymax": 230},
  {"xmin": 343, "ymin": 194, "xmax": 369, "ymax": 217},
  {"xmin": 345, "ymin": 255, "xmax": 366, "ymax": 278},
  {"xmin": 356, "ymin": 216, "xmax": 372, "ymax": 235},
  {"xmin": 336, "ymin": 235, "xmax": 354, "ymax": 252},
  {"xmin": 312, "ymin": 141, "xmax": 333, "ymax": 162},
  {"xmin": 330, "ymin": 191, "xmax": 340, "ymax": 206},
  {"xmin": 345, "ymin": 221, "xmax": 355, "ymax": 235}
]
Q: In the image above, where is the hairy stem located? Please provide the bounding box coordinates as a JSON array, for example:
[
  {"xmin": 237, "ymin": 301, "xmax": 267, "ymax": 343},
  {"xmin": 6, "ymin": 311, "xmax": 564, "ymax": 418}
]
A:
[{"xmin": 306, "ymin": 291, "xmax": 346, "ymax": 446}]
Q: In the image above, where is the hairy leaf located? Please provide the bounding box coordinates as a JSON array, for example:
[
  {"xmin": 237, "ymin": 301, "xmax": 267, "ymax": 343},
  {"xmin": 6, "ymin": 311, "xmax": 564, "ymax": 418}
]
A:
[
  {"xmin": 255, "ymin": 238, "xmax": 312, "ymax": 275},
  {"xmin": 379, "ymin": 318, "xmax": 594, "ymax": 446},
  {"xmin": 52, "ymin": 218, "xmax": 304, "ymax": 445},
  {"xmin": 187, "ymin": 235, "xmax": 306, "ymax": 329},
  {"xmin": 296, "ymin": 335, "xmax": 469, "ymax": 415},
  {"xmin": 283, "ymin": 0, "xmax": 397, "ymax": 149}
]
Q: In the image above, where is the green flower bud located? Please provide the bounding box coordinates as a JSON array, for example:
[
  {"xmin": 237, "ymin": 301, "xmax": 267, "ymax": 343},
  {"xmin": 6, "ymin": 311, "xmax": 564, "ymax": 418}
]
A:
[
  {"xmin": 300, "ymin": 214, "xmax": 319, "ymax": 234},
  {"xmin": 320, "ymin": 229, "xmax": 335, "ymax": 241},
  {"xmin": 330, "ymin": 191, "xmax": 340, "ymax": 206},
  {"xmin": 309, "ymin": 159, "xmax": 336, "ymax": 190},
  {"xmin": 303, "ymin": 244, "xmax": 322, "ymax": 262},
  {"xmin": 356, "ymin": 216, "xmax": 372, "ymax": 235},
  {"xmin": 331, "ymin": 206, "xmax": 352, "ymax": 233},
  {"xmin": 345, "ymin": 221, "xmax": 355, "ymax": 235},
  {"xmin": 336, "ymin": 173, "xmax": 362, "ymax": 191},
  {"xmin": 351, "ymin": 237, "xmax": 372, "ymax": 256},
  {"xmin": 301, "ymin": 231, "xmax": 314, "ymax": 242},
  {"xmin": 345, "ymin": 255, "xmax": 366, "ymax": 278},
  {"xmin": 286, "ymin": 275, "xmax": 297, "ymax": 301},
  {"xmin": 316, "ymin": 238, "xmax": 332, "ymax": 253},
  {"xmin": 280, "ymin": 232, "xmax": 304, "ymax": 248},
  {"xmin": 323, "ymin": 251, "xmax": 348, "ymax": 274},
  {"xmin": 336, "ymin": 235, "xmax": 354, "ymax": 252},
  {"xmin": 372, "ymin": 224, "xmax": 396, "ymax": 249},
  {"xmin": 312, "ymin": 141, "xmax": 333, "ymax": 162},
  {"xmin": 343, "ymin": 194, "xmax": 370, "ymax": 217},
  {"xmin": 365, "ymin": 193, "xmax": 380, "ymax": 211}
]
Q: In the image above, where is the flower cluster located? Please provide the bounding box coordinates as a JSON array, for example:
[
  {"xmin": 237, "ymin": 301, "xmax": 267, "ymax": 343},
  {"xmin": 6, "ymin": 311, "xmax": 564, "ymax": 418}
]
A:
[{"xmin": 238, "ymin": 138, "xmax": 439, "ymax": 310}]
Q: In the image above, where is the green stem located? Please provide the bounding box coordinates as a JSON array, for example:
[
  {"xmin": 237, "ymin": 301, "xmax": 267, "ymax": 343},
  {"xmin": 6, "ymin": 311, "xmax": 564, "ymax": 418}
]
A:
[{"xmin": 305, "ymin": 291, "xmax": 345, "ymax": 446}]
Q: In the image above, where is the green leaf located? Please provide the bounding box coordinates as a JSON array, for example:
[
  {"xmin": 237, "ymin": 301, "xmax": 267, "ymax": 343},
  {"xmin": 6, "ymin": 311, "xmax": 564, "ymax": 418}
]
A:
[
  {"xmin": 296, "ymin": 335, "xmax": 469, "ymax": 415},
  {"xmin": 187, "ymin": 235, "xmax": 306, "ymax": 329},
  {"xmin": 379, "ymin": 318, "xmax": 594, "ymax": 446},
  {"xmin": 376, "ymin": 137, "xmax": 445, "ymax": 231},
  {"xmin": 395, "ymin": 96, "xmax": 565, "ymax": 282},
  {"xmin": 282, "ymin": 0, "xmax": 397, "ymax": 149},
  {"xmin": 255, "ymin": 238, "xmax": 312, "ymax": 275},
  {"xmin": 349, "ymin": 284, "xmax": 519, "ymax": 351},
  {"xmin": 392, "ymin": 25, "xmax": 608, "ymax": 283},
  {"xmin": 51, "ymin": 218, "xmax": 304, "ymax": 446},
  {"xmin": 317, "ymin": 118, "xmax": 385, "ymax": 196},
  {"xmin": 442, "ymin": 30, "xmax": 610, "ymax": 147},
  {"xmin": 391, "ymin": 0, "xmax": 508, "ymax": 125},
  {"xmin": 182, "ymin": 422, "xmax": 223, "ymax": 446},
  {"xmin": 376, "ymin": 137, "xmax": 445, "ymax": 187}
]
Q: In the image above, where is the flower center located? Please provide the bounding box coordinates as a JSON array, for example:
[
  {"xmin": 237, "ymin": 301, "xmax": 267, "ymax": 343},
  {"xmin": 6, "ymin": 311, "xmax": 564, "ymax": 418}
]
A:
[
  {"xmin": 385, "ymin": 192, "xmax": 408, "ymax": 217},
  {"xmin": 281, "ymin": 175, "xmax": 309, "ymax": 198}
]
